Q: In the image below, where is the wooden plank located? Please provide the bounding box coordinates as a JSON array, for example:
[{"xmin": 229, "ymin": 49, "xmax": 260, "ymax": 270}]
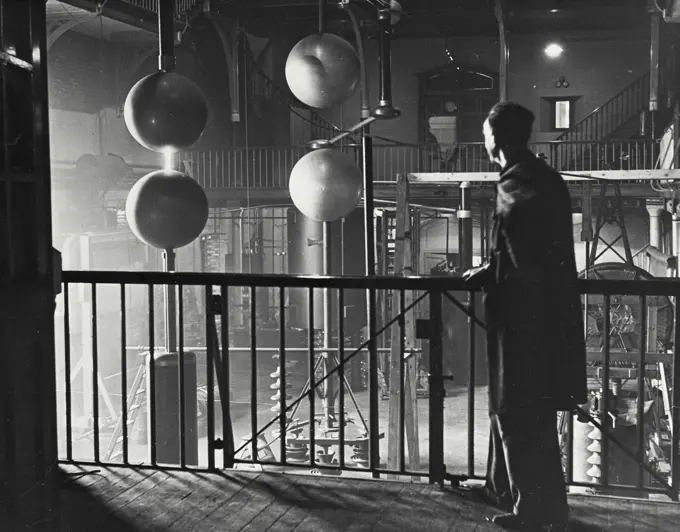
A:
[
  {"xmin": 201, "ymin": 471, "xmax": 295, "ymax": 532},
  {"xmin": 239, "ymin": 473, "xmax": 305, "ymax": 532},
  {"xmin": 104, "ymin": 469, "xmax": 171, "ymax": 512},
  {"xmin": 342, "ymin": 480, "xmax": 412, "ymax": 532},
  {"xmin": 161, "ymin": 472, "xmax": 262, "ymax": 530},
  {"xmin": 409, "ymin": 169, "xmax": 680, "ymax": 183}
]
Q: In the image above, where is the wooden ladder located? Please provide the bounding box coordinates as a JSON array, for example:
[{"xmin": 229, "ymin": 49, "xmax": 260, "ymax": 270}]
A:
[{"xmin": 104, "ymin": 363, "xmax": 147, "ymax": 461}]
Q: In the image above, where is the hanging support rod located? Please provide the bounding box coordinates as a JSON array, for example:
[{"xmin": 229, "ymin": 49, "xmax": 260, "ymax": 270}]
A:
[{"xmin": 158, "ymin": 0, "xmax": 176, "ymax": 72}]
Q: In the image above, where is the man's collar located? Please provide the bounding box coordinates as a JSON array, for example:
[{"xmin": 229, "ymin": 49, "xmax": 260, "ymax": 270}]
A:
[{"xmin": 499, "ymin": 149, "xmax": 537, "ymax": 178}]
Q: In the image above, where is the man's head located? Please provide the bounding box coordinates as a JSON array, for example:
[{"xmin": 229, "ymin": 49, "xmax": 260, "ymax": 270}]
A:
[{"xmin": 483, "ymin": 101, "xmax": 535, "ymax": 164}]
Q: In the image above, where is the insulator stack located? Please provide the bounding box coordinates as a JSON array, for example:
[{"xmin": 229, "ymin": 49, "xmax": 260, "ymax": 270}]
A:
[
  {"xmin": 270, "ymin": 356, "xmax": 294, "ymax": 424},
  {"xmin": 285, "ymin": 429, "xmax": 310, "ymax": 463},
  {"xmin": 586, "ymin": 423, "xmax": 603, "ymax": 484},
  {"xmin": 316, "ymin": 446, "xmax": 335, "ymax": 466},
  {"xmin": 350, "ymin": 439, "xmax": 370, "ymax": 468}
]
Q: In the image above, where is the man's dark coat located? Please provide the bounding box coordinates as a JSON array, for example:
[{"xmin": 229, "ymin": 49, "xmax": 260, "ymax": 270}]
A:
[{"xmin": 485, "ymin": 151, "xmax": 587, "ymax": 414}]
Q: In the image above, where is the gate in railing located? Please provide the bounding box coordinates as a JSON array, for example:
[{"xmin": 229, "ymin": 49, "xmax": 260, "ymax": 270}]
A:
[{"xmin": 55, "ymin": 271, "xmax": 680, "ymax": 499}]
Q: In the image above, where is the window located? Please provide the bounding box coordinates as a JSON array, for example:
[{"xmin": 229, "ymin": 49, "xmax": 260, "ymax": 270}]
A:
[
  {"xmin": 554, "ymin": 100, "xmax": 571, "ymax": 129},
  {"xmin": 540, "ymin": 97, "xmax": 579, "ymax": 132}
]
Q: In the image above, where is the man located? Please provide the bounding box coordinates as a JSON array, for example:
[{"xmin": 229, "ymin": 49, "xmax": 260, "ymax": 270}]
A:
[{"xmin": 464, "ymin": 102, "xmax": 587, "ymax": 530}]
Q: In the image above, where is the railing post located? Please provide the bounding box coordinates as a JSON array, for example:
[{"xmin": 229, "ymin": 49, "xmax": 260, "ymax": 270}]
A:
[{"xmin": 427, "ymin": 290, "xmax": 445, "ymax": 486}]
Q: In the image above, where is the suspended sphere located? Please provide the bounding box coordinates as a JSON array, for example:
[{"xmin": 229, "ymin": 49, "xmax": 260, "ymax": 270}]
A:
[
  {"xmin": 289, "ymin": 149, "xmax": 363, "ymax": 222},
  {"xmin": 124, "ymin": 71, "xmax": 208, "ymax": 152},
  {"xmin": 285, "ymin": 33, "xmax": 361, "ymax": 109},
  {"xmin": 125, "ymin": 170, "xmax": 209, "ymax": 250}
]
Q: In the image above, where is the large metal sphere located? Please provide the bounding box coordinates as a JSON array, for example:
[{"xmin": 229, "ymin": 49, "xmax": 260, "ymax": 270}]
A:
[
  {"xmin": 125, "ymin": 170, "xmax": 209, "ymax": 250},
  {"xmin": 124, "ymin": 71, "xmax": 208, "ymax": 152},
  {"xmin": 289, "ymin": 149, "xmax": 363, "ymax": 222},
  {"xmin": 285, "ymin": 33, "xmax": 361, "ymax": 109}
]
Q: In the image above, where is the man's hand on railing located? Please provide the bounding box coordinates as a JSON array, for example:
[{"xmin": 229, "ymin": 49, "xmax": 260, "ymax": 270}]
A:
[{"xmin": 462, "ymin": 264, "xmax": 490, "ymax": 285}]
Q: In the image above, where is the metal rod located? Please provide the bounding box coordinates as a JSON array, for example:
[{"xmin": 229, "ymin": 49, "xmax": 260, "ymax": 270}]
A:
[
  {"xmin": 63, "ymin": 284, "xmax": 73, "ymax": 461},
  {"xmin": 119, "ymin": 284, "xmax": 128, "ymax": 464},
  {"xmin": 672, "ymin": 291, "xmax": 680, "ymax": 501},
  {"xmin": 148, "ymin": 284, "xmax": 157, "ymax": 466},
  {"xmin": 279, "ymin": 287, "xmax": 287, "ymax": 465},
  {"xmin": 206, "ymin": 285, "xmax": 215, "ymax": 470},
  {"xmin": 163, "ymin": 249, "xmax": 177, "ymax": 353},
  {"xmin": 467, "ymin": 291, "xmax": 475, "ymax": 478},
  {"xmin": 328, "ymin": 117, "xmax": 376, "ymax": 145},
  {"xmin": 363, "ymin": 133, "xmax": 375, "ymax": 276},
  {"xmin": 220, "ymin": 285, "xmax": 234, "ymax": 468},
  {"xmin": 637, "ymin": 295, "xmax": 647, "ymax": 489},
  {"xmin": 308, "ymin": 287, "xmax": 316, "ymax": 466},
  {"xmin": 338, "ymin": 288, "xmax": 346, "ymax": 468},
  {"xmin": 318, "ymin": 0, "xmax": 326, "ymax": 34},
  {"xmin": 601, "ymin": 295, "xmax": 611, "ymax": 488},
  {"xmin": 92, "ymin": 283, "xmax": 100, "ymax": 462},
  {"xmin": 178, "ymin": 284, "xmax": 186, "ymax": 469},
  {"xmin": 250, "ymin": 286, "xmax": 258, "ymax": 463},
  {"xmin": 323, "ymin": 221, "xmax": 335, "ymax": 427},
  {"xmin": 398, "ymin": 289, "xmax": 406, "ymax": 473},
  {"xmin": 157, "ymin": 0, "xmax": 176, "ymax": 71}
]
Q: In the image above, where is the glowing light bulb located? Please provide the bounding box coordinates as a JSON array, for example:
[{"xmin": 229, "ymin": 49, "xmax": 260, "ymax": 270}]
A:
[
  {"xmin": 544, "ymin": 43, "xmax": 564, "ymax": 59},
  {"xmin": 164, "ymin": 149, "xmax": 175, "ymax": 171}
]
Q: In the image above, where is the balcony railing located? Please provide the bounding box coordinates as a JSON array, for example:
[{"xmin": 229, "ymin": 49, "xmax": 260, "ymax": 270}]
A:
[
  {"xmin": 119, "ymin": 0, "xmax": 198, "ymax": 17},
  {"xmin": 56, "ymin": 270, "xmax": 680, "ymax": 498},
  {"xmin": 176, "ymin": 139, "xmax": 660, "ymax": 189}
]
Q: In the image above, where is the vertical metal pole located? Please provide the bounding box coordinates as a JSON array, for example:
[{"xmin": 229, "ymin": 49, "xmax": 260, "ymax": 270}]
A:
[
  {"xmin": 363, "ymin": 131, "xmax": 380, "ymax": 477},
  {"xmin": 158, "ymin": 0, "xmax": 176, "ymax": 72},
  {"xmin": 428, "ymin": 290, "xmax": 445, "ymax": 486},
  {"xmin": 494, "ymin": 0, "xmax": 508, "ymax": 101},
  {"xmin": 649, "ymin": 11, "xmax": 661, "ymax": 139},
  {"xmin": 601, "ymin": 295, "xmax": 611, "ymax": 489},
  {"xmin": 459, "ymin": 183, "xmax": 473, "ymax": 269},
  {"xmin": 376, "ymin": 10, "xmax": 393, "ymax": 108},
  {"xmin": 164, "ymin": 249, "xmax": 177, "ymax": 353},
  {"xmin": 323, "ymin": 222, "xmax": 335, "ymax": 426},
  {"xmin": 672, "ymin": 294, "xmax": 680, "ymax": 501}
]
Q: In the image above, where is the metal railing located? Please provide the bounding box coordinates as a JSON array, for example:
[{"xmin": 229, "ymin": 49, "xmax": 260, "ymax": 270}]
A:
[
  {"xmin": 56, "ymin": 270, "xmax": 680, "ymax": 499},
  {"xmin": 118, "ymin": 0, "xmax": 199, "ymax": 17},
  {"xmin": 176, "ymin": 139, "xmax": 660, "ymax": 189}
]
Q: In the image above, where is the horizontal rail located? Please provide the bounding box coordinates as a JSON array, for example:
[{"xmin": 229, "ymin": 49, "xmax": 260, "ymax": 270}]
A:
[
  {"xmin": 61, "ymin": 270, "xmax": 680, "ymax": 296},
  {"xmin": 172, "ymin": 139, "xmax": 660, "ymax": 189}
]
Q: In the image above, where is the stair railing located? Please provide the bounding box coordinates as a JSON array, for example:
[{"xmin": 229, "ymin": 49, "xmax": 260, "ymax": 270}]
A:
[{"xmin": 556, "ymin": 52, "xmax": 674, "ymax": 142}]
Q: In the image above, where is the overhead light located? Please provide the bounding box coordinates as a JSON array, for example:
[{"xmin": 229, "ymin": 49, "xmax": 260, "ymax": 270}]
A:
[
  {"xmin": 550, "ymin": 9, "xmax": 559, "ymax": 13},
  {"xmin": 544, "ymin": 43, "xmax": 564, "ymax": 59}
]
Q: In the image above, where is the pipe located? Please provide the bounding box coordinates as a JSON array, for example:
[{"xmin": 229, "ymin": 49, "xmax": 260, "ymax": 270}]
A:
[
  {"xmin": 342, "ymin": 4, "xmax": 371, "ymax": 119},
  {"xmin": 494, "ymin": 0, "xmax": 508, "ymax": 101},
  {"xmin": 372, "ymin": 10, "xmax": 400, "ymax": 119},
  {"xmin": 318, "ymin": 0, "xmax": 326, "ymax": 34},
  {"xmin": 322, "ymin": 221, "xmax": 336, "ymax": 426},
  {"xmin": 458, "ymin": 182, "xmax": 473, "ymax": 270},
  {"xmin": 377, "ymin": 10, "xmax": 391, "ymax": 106},
  {"xmin": 158, "ymin": 0, "xmax": 176, "ymax": 72},
  {"xmin": 163, "ymin": 249, "xmax": 177, "ymax": 352}
]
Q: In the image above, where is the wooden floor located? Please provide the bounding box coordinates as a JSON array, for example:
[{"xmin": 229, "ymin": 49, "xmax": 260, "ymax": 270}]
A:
[{"xmin": 59, "ymin": 465, "xmax": 680, "ymax": 532}]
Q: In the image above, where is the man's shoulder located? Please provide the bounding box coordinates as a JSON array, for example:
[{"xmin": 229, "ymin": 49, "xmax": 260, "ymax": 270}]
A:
[{"xmin": 496, "ymin": 174, "xmax": 539, "ymax": 216}]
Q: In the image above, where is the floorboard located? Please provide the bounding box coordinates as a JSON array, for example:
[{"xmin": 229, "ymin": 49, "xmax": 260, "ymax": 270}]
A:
[{"xmin": 59, "ymin": 465, "xmax": 680, "ymax": 532}]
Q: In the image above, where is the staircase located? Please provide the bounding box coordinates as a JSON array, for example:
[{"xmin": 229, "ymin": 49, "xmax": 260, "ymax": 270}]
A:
[
  {"xmin": 242, "ymin": 38, "xmax": 342, "ymax": 142},
  {"xmin": 61, "ymin": 0, "xmax": 203, "ymax": 29},
  {"xmin": 556, "ymin": 53, "xmax": 675, "ymax": 142}
]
